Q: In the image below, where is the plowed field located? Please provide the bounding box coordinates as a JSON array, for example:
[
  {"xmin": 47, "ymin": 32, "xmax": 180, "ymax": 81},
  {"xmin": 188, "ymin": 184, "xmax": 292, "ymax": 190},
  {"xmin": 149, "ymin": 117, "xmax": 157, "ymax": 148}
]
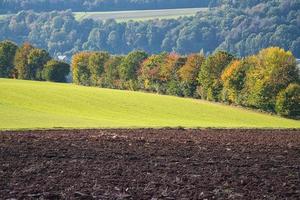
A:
[{"xmin": 1, "ymin": 129, "xmax": 300, "ymax": 199}]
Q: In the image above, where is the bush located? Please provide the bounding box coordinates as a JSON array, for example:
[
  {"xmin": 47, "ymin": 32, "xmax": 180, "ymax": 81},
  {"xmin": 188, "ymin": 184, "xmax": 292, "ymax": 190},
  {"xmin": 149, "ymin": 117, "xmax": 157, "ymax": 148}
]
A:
[
  {"xmin": 43, "ymin": 60, "xmax": 70, "ymax": 82},
  {"xmin": 275, "ymin": 84, "xmax": 300, "ymax": 118}
]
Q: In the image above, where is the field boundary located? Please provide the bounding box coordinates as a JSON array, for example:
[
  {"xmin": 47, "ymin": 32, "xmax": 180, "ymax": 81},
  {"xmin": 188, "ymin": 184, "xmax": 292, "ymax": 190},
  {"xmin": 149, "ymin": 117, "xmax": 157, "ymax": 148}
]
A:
[{"xmin": 1, "ymin": 127, "xmax": 300, "ymax": 133}]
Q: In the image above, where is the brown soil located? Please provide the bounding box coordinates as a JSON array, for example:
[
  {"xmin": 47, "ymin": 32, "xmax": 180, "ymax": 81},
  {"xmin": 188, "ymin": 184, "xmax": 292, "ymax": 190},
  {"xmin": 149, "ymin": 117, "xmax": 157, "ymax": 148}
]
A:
[{"xmin": 1, "ymin": 129, "xmax": 300, "ymax": 199}]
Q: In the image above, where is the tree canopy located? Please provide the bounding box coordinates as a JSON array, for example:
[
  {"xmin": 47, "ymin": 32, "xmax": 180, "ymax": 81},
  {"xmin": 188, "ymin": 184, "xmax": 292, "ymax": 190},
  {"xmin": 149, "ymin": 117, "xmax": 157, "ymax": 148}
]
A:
[{"xmin": 0, "ymin": 0, "xmax": 299, "ymax": 58}]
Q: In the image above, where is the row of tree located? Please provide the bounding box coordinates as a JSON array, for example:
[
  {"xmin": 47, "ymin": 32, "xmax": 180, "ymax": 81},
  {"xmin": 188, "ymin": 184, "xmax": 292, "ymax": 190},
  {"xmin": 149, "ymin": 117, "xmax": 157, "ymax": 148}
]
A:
[
  {"xmin": 0, "ymin": 40, "xmax": 70, "ymax": 82},
  {"xmin": 0, "ymin": 0, "xmax": 299, "ymax": 58},
  {"xmin": 71, "ymin": 47, "xmax": 300, "ymax": 118}
]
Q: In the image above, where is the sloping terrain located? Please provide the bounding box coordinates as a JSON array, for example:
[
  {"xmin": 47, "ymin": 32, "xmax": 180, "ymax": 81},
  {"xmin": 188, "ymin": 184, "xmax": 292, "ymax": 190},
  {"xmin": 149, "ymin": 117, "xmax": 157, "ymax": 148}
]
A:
[{"xmin": 0, "ymin": 78, "xmax": 299, "ymax": 129}]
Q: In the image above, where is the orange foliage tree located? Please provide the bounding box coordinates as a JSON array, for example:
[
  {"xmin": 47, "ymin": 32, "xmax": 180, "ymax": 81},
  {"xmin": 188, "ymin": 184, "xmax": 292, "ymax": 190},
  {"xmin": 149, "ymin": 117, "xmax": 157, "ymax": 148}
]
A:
[{"xmin": 178, "ymin": 53, "xmax": 205, "ymax": 97}]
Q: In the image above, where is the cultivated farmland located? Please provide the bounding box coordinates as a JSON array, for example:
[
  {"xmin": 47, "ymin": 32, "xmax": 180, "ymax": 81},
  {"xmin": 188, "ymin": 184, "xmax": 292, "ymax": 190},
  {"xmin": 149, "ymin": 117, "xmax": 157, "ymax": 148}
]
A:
[
  {"xmin": 1, "ymin": 128, "xmax": 300, "ymax": 199},
  {"xmin": 74, "ymin": 7, "xmax": 207, "ymax": 22},
  {"xmin": 0, "ymin": 78, "xmax": 299, "ymax": 130}
]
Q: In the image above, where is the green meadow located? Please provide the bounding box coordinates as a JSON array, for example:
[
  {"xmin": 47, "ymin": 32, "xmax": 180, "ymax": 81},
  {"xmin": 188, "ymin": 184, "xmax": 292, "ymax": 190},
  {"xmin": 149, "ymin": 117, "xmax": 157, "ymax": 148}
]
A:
[{"xmin": 0, "ymin": 78, "xmax": 299, "ymax": 130}]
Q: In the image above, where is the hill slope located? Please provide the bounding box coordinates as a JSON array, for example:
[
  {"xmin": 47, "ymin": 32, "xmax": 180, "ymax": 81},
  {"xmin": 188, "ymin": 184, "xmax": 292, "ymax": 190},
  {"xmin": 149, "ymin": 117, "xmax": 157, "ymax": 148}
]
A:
[{"xmin": 0, "ymin": 78, "xmax": 299, "ymax": 130}]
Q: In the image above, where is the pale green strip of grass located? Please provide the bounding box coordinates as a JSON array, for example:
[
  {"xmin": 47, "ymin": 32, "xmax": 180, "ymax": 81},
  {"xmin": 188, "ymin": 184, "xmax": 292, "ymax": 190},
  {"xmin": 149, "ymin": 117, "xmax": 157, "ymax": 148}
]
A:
[{"xmin": 74, "ymin": 8, "xmax": 207, "ymax": 22}]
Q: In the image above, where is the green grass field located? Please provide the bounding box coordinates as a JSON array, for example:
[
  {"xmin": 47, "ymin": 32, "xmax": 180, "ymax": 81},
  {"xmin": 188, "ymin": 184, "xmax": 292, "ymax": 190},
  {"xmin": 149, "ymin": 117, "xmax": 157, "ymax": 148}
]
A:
[
  {"xmin": 0, "ymin": 78, "xmax": 299, "ymax": 130},
  {"xmin": 74, "ymin": 8, "xmax": 207, "ymax": 22}
]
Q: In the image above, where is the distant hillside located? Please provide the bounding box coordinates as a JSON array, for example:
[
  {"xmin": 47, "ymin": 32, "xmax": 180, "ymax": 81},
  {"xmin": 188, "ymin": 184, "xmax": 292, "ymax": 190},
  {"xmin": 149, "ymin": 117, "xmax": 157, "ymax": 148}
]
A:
[
  {"xmin": 1, "ymin": 78, "xmax": 299, "ymax": 130},
  {"xmin": 0, "ymin": 0, "xmax": 212, "ymax": 14},
  {"xmin": 0, "ymin": 0, "xmax": 298, "ymax": 58}
]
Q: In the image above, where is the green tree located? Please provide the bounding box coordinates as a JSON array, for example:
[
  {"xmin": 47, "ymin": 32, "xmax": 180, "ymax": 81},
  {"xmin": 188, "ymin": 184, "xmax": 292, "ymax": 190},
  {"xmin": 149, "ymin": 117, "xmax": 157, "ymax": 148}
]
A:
[
  {"xmin": 198, "ymin": 51, "xmax": 234, "ymax": 101},
  {"xmin": 42, "ymin": 60, "xmax": 70, "ymax": 82},
  {"xmin": 0, "ymin": 40, "xmax": 18, "ymax": 78},
  {"xmin": 28, "ymin": 48, "xmax": 51, "ymax": 80},
  {"xmin": 88, "ymin": 52, "xmax": 110, "ymax": 86},
  {"xmin": 119, "ymin": 51, "xmax": 148, "ymax": 81},
  {"xmin": 275, "ymin": 83, "xmax": 300, "ymax": 118}
]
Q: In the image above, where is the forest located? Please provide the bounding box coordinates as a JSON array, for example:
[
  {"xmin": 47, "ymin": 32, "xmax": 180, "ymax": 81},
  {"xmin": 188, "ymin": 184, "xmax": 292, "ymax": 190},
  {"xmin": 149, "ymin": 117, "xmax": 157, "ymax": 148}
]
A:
[
  {"xmin": 1, "ymin": 40, "xmax": 299, "ymax": 118},
  {"xmin": 0, "ymin": 0, "xmax": 214, "ymax": 13},
  {"xmin": 0, "ymin": 0, "xmax": 299, "ymax": 59}
]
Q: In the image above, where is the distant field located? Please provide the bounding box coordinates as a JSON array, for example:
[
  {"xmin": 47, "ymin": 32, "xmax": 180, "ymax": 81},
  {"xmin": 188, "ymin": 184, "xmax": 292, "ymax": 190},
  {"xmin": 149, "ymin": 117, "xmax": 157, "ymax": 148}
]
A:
[
  {"xmin": 0, "ymin": 14, "xmax": 10, "ymax": 20},
  {"xmin": 0, "ymin": 78, "xmax": 299, "ymax": 130},
  {"xmin": 0, "ymin": 8, "xmax": 207, "ymax": 22},
  {"xmin": 74, "ymin": 8, "xmax": 208, "ymax": 22}
]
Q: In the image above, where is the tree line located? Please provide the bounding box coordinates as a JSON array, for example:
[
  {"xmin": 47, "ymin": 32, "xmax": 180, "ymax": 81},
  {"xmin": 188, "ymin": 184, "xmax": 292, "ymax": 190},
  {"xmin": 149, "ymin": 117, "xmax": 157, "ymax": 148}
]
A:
[
  {"xmin": 0, "ymin": 40, "xmax": 70, "ymax": 82},
  {"xmin": 70, "ymin": 47, "xmax": 300, "ymax": 118},
  {"xmin": 0, "ymin": 0, "xmax": 299, "ymax": 58}
]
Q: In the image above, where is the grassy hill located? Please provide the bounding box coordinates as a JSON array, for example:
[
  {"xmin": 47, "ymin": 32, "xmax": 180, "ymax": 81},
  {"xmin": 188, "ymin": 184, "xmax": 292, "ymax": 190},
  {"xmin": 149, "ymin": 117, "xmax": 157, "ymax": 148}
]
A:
[
  {"xmin": 74, "ymin": 8, "xmax": 207, "ymax": 22},
  {"xmin": 0, "ymin": 78, "xmax": 299, "ymax": 130}
]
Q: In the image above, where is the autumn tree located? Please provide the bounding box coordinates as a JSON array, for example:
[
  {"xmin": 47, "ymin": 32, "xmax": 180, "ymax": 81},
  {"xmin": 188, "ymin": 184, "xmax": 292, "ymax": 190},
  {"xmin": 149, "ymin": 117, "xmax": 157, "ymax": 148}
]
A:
[
  {"xmin": 14, "ymin": 42, "xmax": 34, "ymax": 80},
  {"xmin": 221, "ymin": 59, "xmax": 251, "ymax": 104},
  {"xmin": 198, "ymin": 51, "xmax": 234, "ymax": 101},
  {"xmin": 71, "ymin": 52, "xmax": 92, "ymax": 85},
  {"xmin": 160, "ymin": 53, "xmax": 181, "ymax": 82},
  {"xmin": 139, "ymin": 53, "xmax": 166, "ymax": 93},
  {"xmin": 0, "ymin": 40, "xmax": 18, "ymax": 78},
  {"xmin": 103, "ymin": 56, "xmax": 123, "ymax": 88},
  {"xmin": 243, "ymin": 47, "xmax": 299, "ymax": 111},
  {"xmin": 159, "ymin": 53, "xmax": 185, "ymax": 96},
  {"xmin": 178, "ymin": 53, "xmax": 205, "ymax": 97}
]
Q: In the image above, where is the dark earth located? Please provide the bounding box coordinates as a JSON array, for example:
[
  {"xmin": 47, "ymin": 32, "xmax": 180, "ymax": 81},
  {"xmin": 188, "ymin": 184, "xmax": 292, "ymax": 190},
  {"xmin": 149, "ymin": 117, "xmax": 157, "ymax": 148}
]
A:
[{"xmin": 1, "ymin": 129, "xmax": 300, "ymax": 199}]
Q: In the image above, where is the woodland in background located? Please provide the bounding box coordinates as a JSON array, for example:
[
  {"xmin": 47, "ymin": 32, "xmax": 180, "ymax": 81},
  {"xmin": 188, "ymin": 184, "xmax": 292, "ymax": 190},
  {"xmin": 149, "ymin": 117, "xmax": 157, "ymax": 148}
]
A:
[
  {"xmin": 0, "ymin": 0, "xmax": 213, "ymax": 13},
  {"xmin": 0, "ymin": 0, "xmax": 273, "ymax": 13},
  {"xmin": 0, "ymin": 0, "xmax": 299, "ymax": 58}
]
